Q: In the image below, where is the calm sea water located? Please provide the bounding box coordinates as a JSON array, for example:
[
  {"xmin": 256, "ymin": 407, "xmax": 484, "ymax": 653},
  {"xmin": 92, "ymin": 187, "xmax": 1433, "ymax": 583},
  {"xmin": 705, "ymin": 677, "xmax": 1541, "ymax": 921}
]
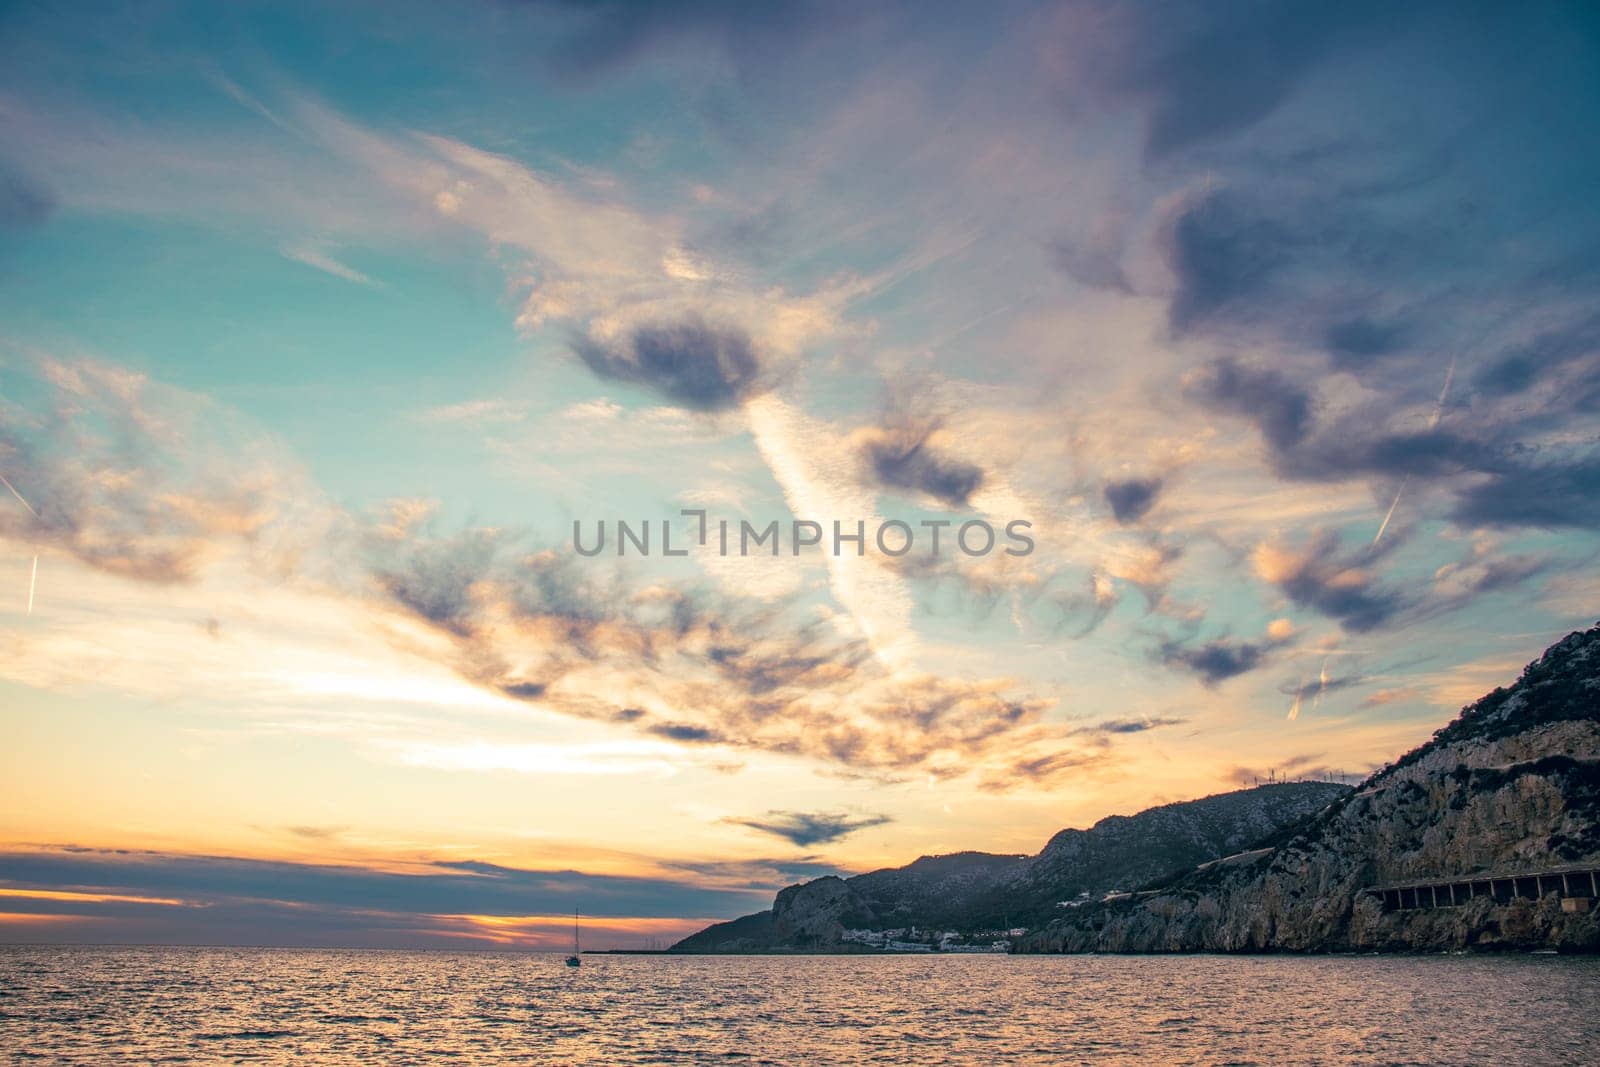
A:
[{"xmin": 2, "ymin": 946, "xmax": 1597, "ymax": 1065}]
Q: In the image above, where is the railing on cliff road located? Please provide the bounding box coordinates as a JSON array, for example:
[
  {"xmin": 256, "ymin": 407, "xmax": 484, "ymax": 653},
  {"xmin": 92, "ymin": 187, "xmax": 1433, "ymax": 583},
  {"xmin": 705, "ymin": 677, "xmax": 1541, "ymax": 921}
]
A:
[{"xmin": 1365, "ymin": 862, "xmax": 1600, "ymax": 913}]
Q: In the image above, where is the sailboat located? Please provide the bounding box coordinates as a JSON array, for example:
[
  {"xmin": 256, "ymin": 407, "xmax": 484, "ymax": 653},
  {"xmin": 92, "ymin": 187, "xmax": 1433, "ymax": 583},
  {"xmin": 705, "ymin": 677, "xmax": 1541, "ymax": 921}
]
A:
[{"xmin": 565, "ymin": 911, "xmax": 581, "ymax": 967}]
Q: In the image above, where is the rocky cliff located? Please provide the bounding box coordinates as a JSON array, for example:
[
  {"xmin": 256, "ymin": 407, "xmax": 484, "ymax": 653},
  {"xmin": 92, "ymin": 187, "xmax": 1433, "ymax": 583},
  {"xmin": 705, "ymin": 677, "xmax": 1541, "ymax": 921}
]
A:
[
  {"xmin": 1018, "ymin": 623, "xmax": 1600, "ymax": 954},
  {"xmin": 671, "ymin": 781, "xmax": 1347, "ymax": 952}
]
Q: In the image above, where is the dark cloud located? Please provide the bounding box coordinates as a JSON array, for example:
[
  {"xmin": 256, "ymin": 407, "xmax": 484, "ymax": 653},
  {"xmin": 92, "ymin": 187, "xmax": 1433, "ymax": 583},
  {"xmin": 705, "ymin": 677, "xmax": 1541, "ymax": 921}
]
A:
[
  {"xmin": 0, "ymin": 845, "xmax": 774, "ymax": 935},
  {"xmin": 1103, "ymin": 477, "xmax": 1162, "ymax": 524},
  {"xmin": 1088, "ymin": 716, "xmax": 1186, "ymax": 734},
  {"xmin": 1118, "ymin": 3, "xmax": 1358, "ymax": 160},
  {"xmin": 1257, "ymin": 532, "xmax": 1405, "ymax": 632},
  {"xmin": 1107, "ymin": 1, "xmax": 1600, "ymax": 539},
  {"xmin": 571, "ymin": 315, "xmax": 764, "ymax": 410},
  {"xmin": 1278, "ymin": 427, "xmax": 1491, "ymax": 484},
  {"xmin": 1323, "ymin": 317, "xmax": 1407, "ymax": 369},
  {"xmin": 1474, "ymin": 318, "xmax": 1600, "ymax": 398},
  {"xmin": 860, "ymin": 415, "xmax": 985, "ymax": 508},
  {"xmin": 1451, "ymin": 459, "xmax": 1600, "ymax": 530},
  {"xmin": 1165, "ymin": 190, "xmax": 1301, "ymax": 333},
  {"xmin": 723, "ymin": 810, "xmax": 891, "ymax": 847},
  {"xmin": 519, "ymin": 0, "xmax": 863, "ymax": 82},
  {"xmin": 646, "ymin": 721, "xmax": 725, "ymax": 743},
  {"xmin": 0, "ymin": 844, "xmax": 780, "ymax": 947},
  {"xmin": 1157, "ymin": 634, "xmax": 1281, "ymax": 686},
  {"xmin": 1186, "ymin": 357, "xmax": 1314, "ymax": 452}
]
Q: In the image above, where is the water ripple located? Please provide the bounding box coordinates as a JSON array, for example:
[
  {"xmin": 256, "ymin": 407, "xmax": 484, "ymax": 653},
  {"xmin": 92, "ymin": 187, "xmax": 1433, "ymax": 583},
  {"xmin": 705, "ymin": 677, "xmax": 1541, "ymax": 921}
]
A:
[{"xmin": 0, "ymin": 947, "xmax": 1596, "ymax": 1065}]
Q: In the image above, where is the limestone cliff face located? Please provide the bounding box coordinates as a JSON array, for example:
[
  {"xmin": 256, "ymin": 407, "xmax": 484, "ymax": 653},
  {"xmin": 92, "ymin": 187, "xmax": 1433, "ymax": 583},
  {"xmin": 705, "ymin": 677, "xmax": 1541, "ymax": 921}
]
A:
[
  {"xmin": 1019, "ymin": 625, "xmax": 1600, "ymax": 954},
  {"xmin": 1015, "ymin": 783, "xmax": 1349, "ymax": 916},
  {"xmin": 770, "ymin": 876, "xmax": 873, "ymax": 948}
]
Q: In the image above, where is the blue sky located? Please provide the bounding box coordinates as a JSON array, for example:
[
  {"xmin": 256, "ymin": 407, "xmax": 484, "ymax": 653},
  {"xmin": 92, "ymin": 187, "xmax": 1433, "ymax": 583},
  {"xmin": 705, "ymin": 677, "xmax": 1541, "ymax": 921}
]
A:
[{"xmin": 1, "ymin": 0, "xmax": 1597, "ymax": 948}]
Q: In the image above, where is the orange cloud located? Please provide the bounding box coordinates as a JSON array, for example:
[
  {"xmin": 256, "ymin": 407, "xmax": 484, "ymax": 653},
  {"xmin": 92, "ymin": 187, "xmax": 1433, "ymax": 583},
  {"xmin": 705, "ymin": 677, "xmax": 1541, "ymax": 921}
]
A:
[{"xmin": 0, "ymin": 887, "xmax": 194, "ymax": 907}]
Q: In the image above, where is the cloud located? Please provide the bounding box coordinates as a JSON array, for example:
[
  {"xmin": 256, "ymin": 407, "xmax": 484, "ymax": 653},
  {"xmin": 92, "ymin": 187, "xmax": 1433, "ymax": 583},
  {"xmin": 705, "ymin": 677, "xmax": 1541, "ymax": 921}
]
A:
[
  {"xmin": 1075, "ymin": 1, "xmax": 1600, "ymax": 542},
  {"xmin": 362, "ymin": 514, "xmax": 1051, "ymax": 778},
  {"xmin": 1087, "ymin": 716, "xmax": 1186, "ymax": 734},
  {"xmin": 280, "ymin": 241, "xmax": 379, "ymax": 286},
  {"xmin": 975, "ymin": 742, "xmax": 1115, "ymax": 793},
  {"xmin": 283, "ymin": 825, "xmax": 348, "ymax": 841},
  {"xmin": 723, "ymin": 810, "xmax": 891, "ymax": 847},
  {"xmin": 1472, "ymin": 318, "xmax": 1600, "ymax": 398},
  {"xmin": 1158, "ymin": 634, "xmax": 1281, "ymax": 686},
  {"xmin": 645, "ymin": 721, "xmax": 726, "ymax": 744},
  {"xmin": 1156, "ymin": 615, "xmax": 1297, "ymax": 686},
  {"xmin": 1360, "ymin": 686, "xmax": 1420, "ymax": 709},
  {"xmin": 1103, "ymin": 477, "xmax": 1162, "ymax": 524},
  {"xmin": 368, "ymin": 528, "xmax": 500, "ymax": 638},
  {"xmin": 1451, "ymin": 459, "xmax": 1600, "ymax": 530},
  {"xmin": 0, "ymin": 359, "xmax": 297, "ymax": 583},
  {"xmin": 856, "ymin": 404, "xmax": 985, "ymax": 508},
  {"xmin": 0, "ymin": 845, "xmax": 775, "ymax": 950},
  {"xmin": 572, "ymin": 315, "xmax": 765, "ymax": 410},
  {"xmin": 1043, "ymin": 0, "xmax": 1367, "ymax": 162},
  {"xmin": 0, "ymin": 352, "xmax": 1052, "ymax": 786},
  {"xmin": 1252, "ymin": 533, "xmax": 1405, "ymax": 631},
  {"xmin": 414, "ymin": 399, "xmax": 528, "ymax": 424},
  {"xmin": 1186, "ymin": 356, "xmax": 1314, "ymax": 453},
  {"xmin": 517, "ymin": 0, "xmax": 865, "ymax": 83},
  {"xmin": 1276, "ymin": 672, "xmax": 1362, "ymax": 699},
  {"xmin": 1322, "ymin": 317, "xmax": 1408, "ymax": 370},
  {"xmin": 1051, "ymin": 225, "xmax": 1133, "ymax": 293},
  {"xmin": 1164, "ymin": 190, "xmax": 1303, "ymax": 334}
]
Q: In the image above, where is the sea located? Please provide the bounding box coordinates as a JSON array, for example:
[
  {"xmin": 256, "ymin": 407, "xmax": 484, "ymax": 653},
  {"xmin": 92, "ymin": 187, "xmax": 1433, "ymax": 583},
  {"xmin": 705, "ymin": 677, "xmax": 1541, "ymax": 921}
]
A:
[{"xmin": 2, "ymin": 946, "xmax": 1597, "ymax": 1065}]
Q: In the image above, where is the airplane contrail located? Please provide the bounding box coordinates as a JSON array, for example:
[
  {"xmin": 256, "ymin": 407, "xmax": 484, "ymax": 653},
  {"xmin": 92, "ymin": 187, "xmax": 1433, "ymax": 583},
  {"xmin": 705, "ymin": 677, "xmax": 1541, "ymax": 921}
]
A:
[
  {"xmin": 0, "ymin": 471, "xmax": 38, "ymax": 518},
  {"xmin": 1312, "ymin": 656, "xmax": 1331, "ymax": 711},
  {"xmin": 1372, "ymin": 358, "xmax": 1456, "ymax": 548},
  {"xmin": 1371, "ymin": 482, "xmax": 1404, "ymax": 547},
  {"xmin": 0, "ymin": 470, "xmax": 41, "ymax": 615},
  {"xmin": 1431, "ymin": 358, "xmax": 1457, "ymax": 425}
]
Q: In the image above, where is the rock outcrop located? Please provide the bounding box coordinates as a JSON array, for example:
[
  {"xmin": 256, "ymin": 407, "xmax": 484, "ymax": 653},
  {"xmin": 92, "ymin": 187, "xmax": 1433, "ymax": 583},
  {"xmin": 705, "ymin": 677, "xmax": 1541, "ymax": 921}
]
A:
[
  {"xmin": 1018, "ymin": 623, "xmax": 1600, "ymax": 954},
  {"xmin": 771, "ymin": 876, "xmax": 875, "ymax": 947}
]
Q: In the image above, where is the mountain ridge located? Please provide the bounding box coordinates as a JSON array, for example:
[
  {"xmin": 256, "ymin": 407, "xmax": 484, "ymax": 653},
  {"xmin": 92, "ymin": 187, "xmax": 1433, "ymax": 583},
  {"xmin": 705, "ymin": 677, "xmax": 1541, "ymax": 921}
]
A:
[{"xmin": 671, "ymin": 780, "xmax": 1348, "ymax": 952}]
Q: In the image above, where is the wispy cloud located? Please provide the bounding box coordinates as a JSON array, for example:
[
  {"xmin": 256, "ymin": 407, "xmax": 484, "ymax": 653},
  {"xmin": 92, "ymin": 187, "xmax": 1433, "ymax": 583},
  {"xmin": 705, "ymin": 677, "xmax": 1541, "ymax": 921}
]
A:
[{"xmin": 280, "ymin": 240, "xmax": 380, "ymax": 286}]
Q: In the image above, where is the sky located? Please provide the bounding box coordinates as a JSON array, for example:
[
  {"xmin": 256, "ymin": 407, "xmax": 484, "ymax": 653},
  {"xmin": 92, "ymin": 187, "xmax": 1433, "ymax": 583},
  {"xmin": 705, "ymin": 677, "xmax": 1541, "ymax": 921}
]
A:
[{"xmin": 1, "ymin": 0, "xmax": 1598, "ymax": 950}]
